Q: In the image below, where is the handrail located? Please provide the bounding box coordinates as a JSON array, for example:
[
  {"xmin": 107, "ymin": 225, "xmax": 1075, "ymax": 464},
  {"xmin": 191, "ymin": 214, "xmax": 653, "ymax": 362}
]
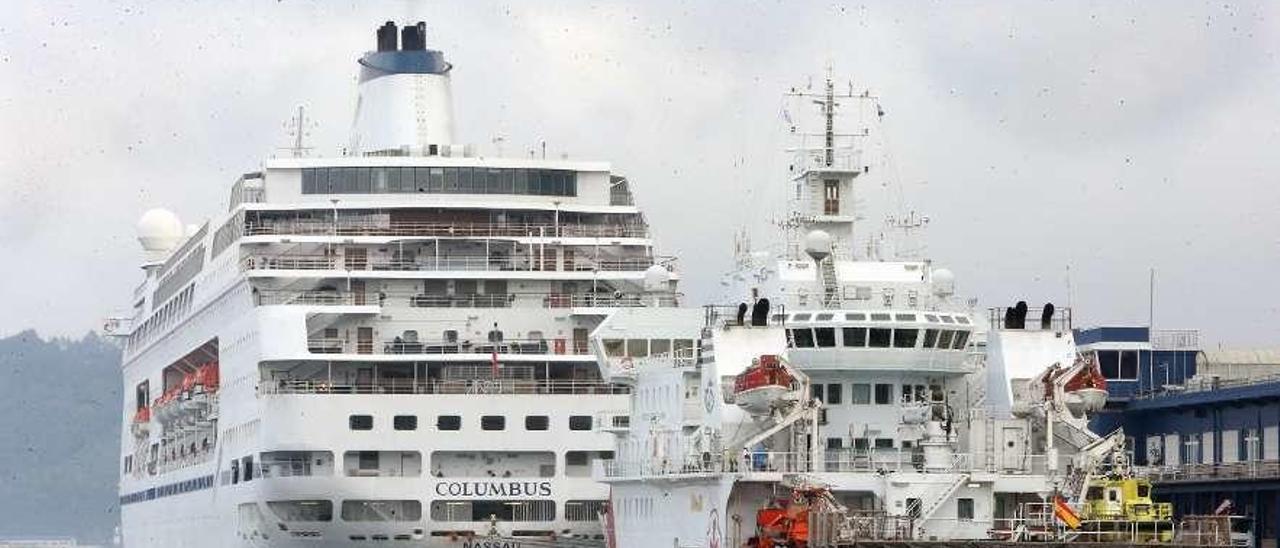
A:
[
  {"xmin": 600, "ymin": 450, "xmax": 1050, "ymax": 478},
  {"xmin": 254, "ymin": 289, "xmax": 679, "ymax": 308},
  {"xmin": 244, "ymin": 220, "xmax": 650, "ymax": 239},
  {"xmin": 263, "ymin": 379, "xmax": 629, "ymax": 396},
  {"xmin": 306, "ymin": 336, "xmax": 593, "ymax": 356},
  {"xmin": 1135, "ymin": 460, "xmax": 1280, "ymax": 482},
  {"xmin": 242, "ymin": 254, "xmax": 661, "ymax": 273}
]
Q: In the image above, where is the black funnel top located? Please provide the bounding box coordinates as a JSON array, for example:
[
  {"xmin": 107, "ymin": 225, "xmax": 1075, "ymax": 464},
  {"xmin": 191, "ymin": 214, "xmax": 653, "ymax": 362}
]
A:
[
  {"xmin": 401, "ymin": 22, "xmax": 426, "ymax": 51},
  {"xmin": 376, "ymin": 21, "xmax": 398, "ymax": 52}
]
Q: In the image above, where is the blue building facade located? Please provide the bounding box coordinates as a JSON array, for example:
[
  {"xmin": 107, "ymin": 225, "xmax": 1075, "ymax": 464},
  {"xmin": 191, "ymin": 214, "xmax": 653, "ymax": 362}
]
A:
[{"xmin": 1076, "ymin": 326, "xmax": 1280, "ymax": 548}]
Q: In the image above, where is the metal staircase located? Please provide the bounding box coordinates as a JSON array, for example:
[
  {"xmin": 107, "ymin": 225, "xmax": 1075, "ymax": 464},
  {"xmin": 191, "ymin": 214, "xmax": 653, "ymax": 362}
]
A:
[
  {"xmin": 819, "ymin": 257, "xmax": 840, "ymax": 307},
  {"xmin": 917, "ymin": 473, "xmax": 971, "ymax": 525}
]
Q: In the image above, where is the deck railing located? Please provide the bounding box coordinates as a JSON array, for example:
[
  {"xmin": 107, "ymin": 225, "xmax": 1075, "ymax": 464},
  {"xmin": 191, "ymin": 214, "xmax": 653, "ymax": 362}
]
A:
[
  {"xmin": 245, "ymin": 220, "xmax": 649, "ymax": 239},
  {"xmin": 242, "ymin": 254, "xmax": 661, "ymax": 273},
  {"xmin": 254, "ymin": 290, "xmax": 678, "ymax": 309},
  {"xmin": 262, "ymin": 378, "xmax": 628, "ymax": 396},
  {"xmin": 306, "ymin": 336, "xmax": 593, "ymax": 356},
  {"xmin": 599, "ymin": 450, "xmax": 1048, "ymax": 478},
  {"xmin": 1136, "ymin": 460, "xmax": 1280, "ymax": 483}
]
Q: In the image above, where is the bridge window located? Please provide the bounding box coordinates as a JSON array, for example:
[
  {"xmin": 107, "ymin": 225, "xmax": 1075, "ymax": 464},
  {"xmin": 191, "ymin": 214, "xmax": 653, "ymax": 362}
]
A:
[
  {"xmin": 874, "ymin": 384, "xmax": 893, "ymax": 405},
  {"xmin": 842, "ymin": 327, "xmax": 867, "ymax": 347},
  {"xmin": 952, "ymin": 331, "xmax": 971, "ymax": 350},
  {"xmin": 893, "ymin": 329, "xmax": 918, "ymax": 348},
  {"xmin": 792, "ymin": 329, "xmax": 815, "ymax": 348},
  {"xmin": 851, "ymin": 384, "xmax": 871, "ymax": 405},
  {"xmin": 826, "ymin": 384, "xmax": 843, "ymax": 404},
  {"xmin": 868, "ymin": 328, "xmax": 892, "ymax": 348},
  {"xmin": 938, "ymin": 330, "xmax": 955, "ymax": 349},
  {"xmin": 303, "ymin": 167, "xmax": 576, "ymax": 197},
  {"xmin": 814, "ymin": 327, "xmax": 836, "ymax": 347},
  {"xmin": 923, "ymin": 329, "xmax": 939, "ymax": 348}
]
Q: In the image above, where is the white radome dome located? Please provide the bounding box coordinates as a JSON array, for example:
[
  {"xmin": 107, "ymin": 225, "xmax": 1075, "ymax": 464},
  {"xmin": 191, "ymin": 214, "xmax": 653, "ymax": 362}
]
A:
[
  {"xmin": 643, "ymin": 264, "xmax": 671, "ymax": 291},
  {"xmin": 932, "ymin": 268, "xmax": 956, "ymax": 297},
  {"xmin": 803, "ymin": 230, "xmax": 832, "ymax": 261},
  {"xmin": 137, "ymin": 208, "xmax": 184, "ymax": 255}
]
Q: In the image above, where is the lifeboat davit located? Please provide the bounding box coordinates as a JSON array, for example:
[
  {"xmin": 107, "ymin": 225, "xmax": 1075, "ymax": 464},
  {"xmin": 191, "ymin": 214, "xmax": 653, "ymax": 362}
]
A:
[
  {"xmin": 733, "ymin": 355, "xmax": 796, "ymax": 416},
  {"xmin": 1063, "ymin": 357, "xmax": 1109, "ymax": 416}
]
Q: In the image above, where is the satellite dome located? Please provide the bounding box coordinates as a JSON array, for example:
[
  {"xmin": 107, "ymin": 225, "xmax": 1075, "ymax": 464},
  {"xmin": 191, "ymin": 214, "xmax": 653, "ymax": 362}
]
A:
[
  {"xmin": 932, "ymin": 268, "xmax": 956, "ymax": 297},
  {"xmin": 643, "ymin": 264, "xmax": 671, "ymax": 291},
  {"xmin": 137, "ymin": 209, "xmax": 184, "ymax": 253},
  {"xmin": 803, "ymin": 230, "xmax": 832, "ymax": 262}
]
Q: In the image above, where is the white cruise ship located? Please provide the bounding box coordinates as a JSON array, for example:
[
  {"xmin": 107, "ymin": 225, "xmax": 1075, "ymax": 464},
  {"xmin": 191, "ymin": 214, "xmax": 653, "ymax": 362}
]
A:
[
  {"xmin": 110, "ymin": 21, "xmax": 680, "ymax": 547},
  {"xmin": 590, "ymin": 77, "xmax": 1133, "ymax": 547}
]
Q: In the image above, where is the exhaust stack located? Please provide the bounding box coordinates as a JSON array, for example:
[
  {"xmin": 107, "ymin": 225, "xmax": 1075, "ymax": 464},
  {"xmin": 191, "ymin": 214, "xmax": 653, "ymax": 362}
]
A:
[{"xmin": 351, "ymin": 20, "xmax": 456, "ymax": 155}]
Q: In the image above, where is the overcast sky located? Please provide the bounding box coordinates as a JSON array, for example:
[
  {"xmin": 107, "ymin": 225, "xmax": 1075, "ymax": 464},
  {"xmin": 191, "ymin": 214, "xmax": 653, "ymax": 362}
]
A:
[{"xmin": 1, "ymin": 0, "xmax": 1277, "ymax": 346}]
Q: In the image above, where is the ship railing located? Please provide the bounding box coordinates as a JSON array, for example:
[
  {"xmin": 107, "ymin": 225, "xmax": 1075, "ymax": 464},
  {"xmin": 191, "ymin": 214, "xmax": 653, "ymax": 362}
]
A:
[
  {"xmin": 1135, "ymin": 460, "xmax": 1280, "ymax": 482},
  {"xmin": 986, "ymin": 306, "xmax": 1072, "ymax": 331},
  {"xmin": 1136, "ymin": 373, "xmax": 1280, "ymax": 399},
  {"xmin": 702, "ymin": 303, "xmax": 788, "ymax": 329},
  {"xmin": 305, "ymin": 336, "xmax": 594, "ymax": 356},
  {"xmin": 1151, "ymin": 329, "xmax": 1200, "ymax": 351},
  {"xmin": 263, "ymin": 378, "xmax": 628, "ymax": 396},
  {"xmin": 255, "ymin": 289, "xmax": 678, "ymax": 309},
  {"xmin": 244, "ymin": 221, "xmax": 650, "ymax": 239},
  {"xmin": 242, "ymin": 254, "xmax": 662, "ymax": 273}
]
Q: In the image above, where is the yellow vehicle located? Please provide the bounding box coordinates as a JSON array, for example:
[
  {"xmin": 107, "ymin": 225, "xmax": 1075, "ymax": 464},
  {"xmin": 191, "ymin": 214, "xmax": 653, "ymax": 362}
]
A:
[{"xmin": 1078, "ymin": 476, "xmax": 1176, "ymax": 543}]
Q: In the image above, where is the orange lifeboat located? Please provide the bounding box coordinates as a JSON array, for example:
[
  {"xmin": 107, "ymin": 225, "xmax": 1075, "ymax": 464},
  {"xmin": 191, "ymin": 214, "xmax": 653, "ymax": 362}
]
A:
[{"xmin": 734, "ymin": 355, "xmax": 795, "ymax": 415}]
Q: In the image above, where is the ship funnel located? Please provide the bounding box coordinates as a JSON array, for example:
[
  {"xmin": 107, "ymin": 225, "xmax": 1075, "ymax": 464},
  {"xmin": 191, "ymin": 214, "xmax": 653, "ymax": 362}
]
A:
[{"xmin": 351, "ymin": 20, "xmax": 456, "ymax": 155}]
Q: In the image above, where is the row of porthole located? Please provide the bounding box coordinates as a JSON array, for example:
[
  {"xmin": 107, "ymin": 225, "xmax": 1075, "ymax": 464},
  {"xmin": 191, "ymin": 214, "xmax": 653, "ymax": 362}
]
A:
[{"xmin": 347, "ymin": 413, "xmax": 596, "ymax": 432}]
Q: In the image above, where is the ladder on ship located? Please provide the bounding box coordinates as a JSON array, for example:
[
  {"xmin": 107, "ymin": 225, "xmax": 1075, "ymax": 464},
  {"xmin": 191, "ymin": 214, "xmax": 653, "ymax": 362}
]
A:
[{"xmin": 819, "ymin": 257, "xmax": 840, "ymax": 308}]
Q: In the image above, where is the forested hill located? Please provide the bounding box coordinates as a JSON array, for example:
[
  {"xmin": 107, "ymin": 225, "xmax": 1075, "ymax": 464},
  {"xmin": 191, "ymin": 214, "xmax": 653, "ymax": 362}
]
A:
[{"xmin": 0, "ymin": 330, "xmax": 121, "ymax": 544}]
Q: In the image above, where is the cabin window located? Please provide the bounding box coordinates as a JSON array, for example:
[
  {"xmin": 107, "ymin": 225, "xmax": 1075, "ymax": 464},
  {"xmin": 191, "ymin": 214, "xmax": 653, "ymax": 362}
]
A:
[
  {"xmin": 923, "ymin": 329, "xmax": 939, "ymax": 348},
  {"xmin": 893, "ymin": 329, "xmax": 919, "ymax": 348},
  {"xmin": 525, "ymin": 415, "xmax": 549, "ymax": 431},
  {"xmin": 792, "ymin": 329, "xmax": 816, "ymax": 348},
  {"xmin": 868, "ymin": 328, "xmax": 892, "ymax": 348},
  {"xmin": 815, "ymin": 313, "xmax": 834, "ymax": 321},
  {"xmin": 870, "ymin": 313, "xmax": 891, "ymax": 321},
  {"xmin": 952, "ymin": 331, "xmax": 971, "ymax": 350},
  {"xmin": 569, "ymin": 416, "xmax": 593, "ymax": 431},
  {"xmin": 242, "ymin": 456, "xmax": 254, "ymax": 481},
  {"xmin": 481, "ymin": 416, "xmax": 506, "ymax": 431},
  {"xmin": 1120, "ymin": 350, "xmax": 1139, "ymax": 380},
  {"xmin": 895, "ymin": 314, "xmax": 916, "ymax": 322},
  {"xmin": 603, "ymin": 339, "xmax": 625, "ymax": 357},
  {"xmin": 956, "ymin": 316, "xmax": 971, "ymax": 325},
  {"xmin": 792, "ymin": 313, "xmax": 812, "ymax": 322},
  {"xmin": 393, "ymin": 415, "xmax": 418, "ymax": 431},
  {"xmin": 814, "ymin": 327, "xmax": 836, "ymax": 347},
  {"xmin": 845, "ymin": 313, "xmax": 866, "ymax": 321},
  {"xmin": 627, "ymin": 339, "xmax": 649, "ymax": 358},
  {"xmin": 854, "ymin": 438, "xmax": 870, "ymax": 450},
  {"xmin": 1137, "ymin": 484, "xmax": 1150, "ymax": 498},
  {"xmin": 957, "ymin": 498, "xmax": 975, "ymax": 520},
  {"xmin": 924, "ymin": 314, "xmax": 938, "ymax": 323},
  {"xmin": 938, "ymin": 330, "xmax": 955, "ymax": 349},
  {"xmin": 826, "ymin": 384, "xmax": 843, "ymax": 404},
  {"xmin": 826, "ymin": 438, "xmax": 844, "ymax": 449},
  {"xmin": 842, "ymin": 327, "xmax": 867, "ymax": 347},
  {"xmin": 437, "ymin": 415, "xmax": 461, "ymax": 431},
  {"xmin": 874, "ymin": 384, "xmax": 893, "ymax": 405},
  {"xmin": 812, "ymin": 384, "xmax": 825, "ymax": 403},
  {"xmin": 851, "ymin": 384, "xmax": 871, "ymax": 404},
  {"xmin": 874, "ymin": 438, "xmax": 894, "ymax": 449},
  {"xmin": 349, "ymin": 415, "xmax": 373, "ymax": 431},
  {"xmin": 940, "ymin": 315, "xmax": 955, "ymax": 324}
]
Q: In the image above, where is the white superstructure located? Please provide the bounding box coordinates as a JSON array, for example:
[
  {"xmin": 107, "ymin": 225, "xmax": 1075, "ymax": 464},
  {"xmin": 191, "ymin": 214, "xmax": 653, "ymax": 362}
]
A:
[
  {"xmin": 110, "ymin": 21, "xmax": 679, "ymax": 548},
  {"xmin": 593, "ymin": 77, "xmax": 1105, "ymax": 547}
]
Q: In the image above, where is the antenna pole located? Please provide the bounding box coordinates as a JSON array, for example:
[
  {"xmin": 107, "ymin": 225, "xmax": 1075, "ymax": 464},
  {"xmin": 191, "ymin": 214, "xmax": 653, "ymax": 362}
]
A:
[{"xmin": 1148, "ymin": 267, "xmax": 1156, "ymax": 328}]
